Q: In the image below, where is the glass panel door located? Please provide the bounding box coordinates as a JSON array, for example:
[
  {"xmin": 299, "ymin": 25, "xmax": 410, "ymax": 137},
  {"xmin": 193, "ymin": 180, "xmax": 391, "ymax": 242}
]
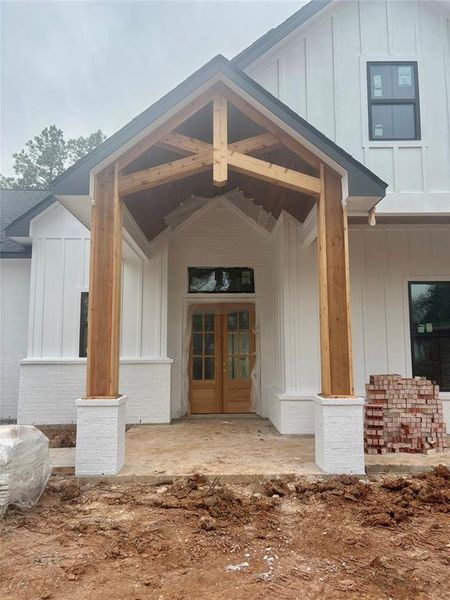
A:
[
  {"xmin": 189, "ymin": 304, "xmax": 256, "ymax": 413},
  {"xmin": 222, "ymin": 305, "xmax": 255, "ymax": 413},
  {"xmin": 190, "ymin": 309, "xmax": 222, "ymax": 414}
]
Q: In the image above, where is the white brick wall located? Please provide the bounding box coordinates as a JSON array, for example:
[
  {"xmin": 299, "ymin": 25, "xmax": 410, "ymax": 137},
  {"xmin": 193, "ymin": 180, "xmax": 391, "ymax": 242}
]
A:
[
  {"xmin": 75, "ymin": 396, "xmax": 126, "ymax": 475},
  {"xmin": 0, "ymin": 259, "xmax": 31, "ymax": 420},
  {"xmin": 275, "ymin": 393, "xmax": 315, "ymax": 435},
  {"xmin": 314, "ymin": 396, "xmax": 365, "ymax": 474},
  {"xmin": 17, "ymin": 359, "xmax": 171, "ymax": 424}
]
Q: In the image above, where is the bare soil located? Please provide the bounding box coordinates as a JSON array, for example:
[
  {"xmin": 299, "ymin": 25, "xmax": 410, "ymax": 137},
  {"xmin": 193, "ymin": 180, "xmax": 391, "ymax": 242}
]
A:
[
  {"xmin": 37, "ymin": 426, "xmax": 76, "ymax": 448},
  {"xmin": 1, "ymin": 467, "xmax": 449, "ymax": 600}
]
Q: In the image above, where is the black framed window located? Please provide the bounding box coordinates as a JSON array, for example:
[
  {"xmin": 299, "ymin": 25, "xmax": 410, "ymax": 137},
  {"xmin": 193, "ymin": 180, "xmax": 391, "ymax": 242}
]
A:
[
  {"xmin": 79, "ymin": 292, "xmax": 89, "ymax": 358},
  {"xmin": 367, "ymin": 62, "xmax": 420, "ymax": 140},
  {"xmin": 188, "ymin": 267, "xmax": 255, "ymax": 294},
  {"xmin": 408, "ymin": 282, "xmax": 450, "ymax": 391}
]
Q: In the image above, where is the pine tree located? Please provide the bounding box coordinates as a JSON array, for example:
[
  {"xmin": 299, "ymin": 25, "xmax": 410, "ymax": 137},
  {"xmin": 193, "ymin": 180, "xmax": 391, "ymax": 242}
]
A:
[{"xmin": 1, "ymin": 125, "xmax": 106, "ymax": 189}]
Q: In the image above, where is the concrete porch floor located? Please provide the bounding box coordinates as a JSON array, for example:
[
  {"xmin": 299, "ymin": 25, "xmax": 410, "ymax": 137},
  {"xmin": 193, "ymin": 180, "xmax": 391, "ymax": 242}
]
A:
[{"xmin": 50, "ymin": 416, "xmax": 450, "ymax": 479}]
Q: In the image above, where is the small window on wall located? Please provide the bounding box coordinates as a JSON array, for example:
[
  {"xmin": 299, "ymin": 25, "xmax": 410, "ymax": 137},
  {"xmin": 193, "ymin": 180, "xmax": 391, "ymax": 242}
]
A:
[
  {"xmin": 79, "ymin": 292, "xmax": 89, "ymax": 358},
  {"xmin": 408, "ymin": 282, "xmax": 450, "ymax": 391},
  {"xmin": 188, "ymin": 267, "xmax": 255, "ymax": 294},
  {"xmin": 367, "ymin": 62, "xmax": 420, "ymax": 140}
]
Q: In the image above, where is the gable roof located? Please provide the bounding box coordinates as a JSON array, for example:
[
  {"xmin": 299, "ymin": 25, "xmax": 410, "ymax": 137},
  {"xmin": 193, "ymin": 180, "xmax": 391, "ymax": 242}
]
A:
[
  {"xmin": 51, "ymin": 54, "xmax": 386, "ymax": 203},
  {"xmin": 232, "ymin": 0, "xmax": 332, "ymax": 69},
  {"xmin": 0, "ymin": 189, "xmax": 54, "ymax": 257}
]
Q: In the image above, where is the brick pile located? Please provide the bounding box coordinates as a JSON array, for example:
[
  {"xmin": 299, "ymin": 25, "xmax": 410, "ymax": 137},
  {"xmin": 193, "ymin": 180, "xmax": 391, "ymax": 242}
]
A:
[{"xmin": 365, "ymin": 374, "xmax": 447, "ymax": 455}]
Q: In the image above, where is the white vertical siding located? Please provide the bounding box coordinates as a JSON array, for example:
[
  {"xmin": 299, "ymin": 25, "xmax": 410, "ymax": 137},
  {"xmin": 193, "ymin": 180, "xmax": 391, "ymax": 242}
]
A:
[
  {"xmin": 271, "ymin": 212, "xmax": 321, "ymax": 399},
  {"xmin": 29, "ymin": 204, "xmax": 89, "ymax": 358},
  {"xmin": 271, "ymin": 222, "xmax": 450, "ymax": 400},
  {"xmin": 0, "ymin": 259, "xmax": 31, "ymax": 420},
  {"xmin": 306, "ymin": 18, "xmax": 335, "ymax": 140},
  {"xmin": 246, "ymin": 0, "xmax": 450, "ymax": 211},
  {"xmin": 27, "ymin": 202, "xmax": 167, "ymax": 360},
  {"xmin": 349, "ymin": 224, "xmax": 450, "ymax": 395}
]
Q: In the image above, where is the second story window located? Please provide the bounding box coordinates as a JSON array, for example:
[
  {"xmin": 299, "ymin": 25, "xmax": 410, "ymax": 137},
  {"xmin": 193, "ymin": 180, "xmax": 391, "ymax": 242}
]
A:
[{"xmin": 367, "ymin": 62, "xmax": 420, "ymax": 141}]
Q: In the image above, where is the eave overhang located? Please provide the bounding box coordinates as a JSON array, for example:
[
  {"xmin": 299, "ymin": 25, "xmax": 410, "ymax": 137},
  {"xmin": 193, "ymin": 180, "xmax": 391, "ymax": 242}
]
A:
[{"xmin": 50, "ymin": 55, "xmax": 387, "ymax": 212}]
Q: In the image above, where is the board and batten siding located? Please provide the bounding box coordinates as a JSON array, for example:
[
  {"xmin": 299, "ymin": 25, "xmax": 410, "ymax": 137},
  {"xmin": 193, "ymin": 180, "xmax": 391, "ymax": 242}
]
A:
[
  {"xmin": 27, "ymin": 202, "xmax": 90, "ymax": 359},
  {"xmin": 246, "ymin": 0, "xmax": 450, "ymax": 212},
  {"xmin": 26, "ymin": 202, "xmax": 167, "ymax": 360},
  {"xmin": 0, "ymin": 259, "xmax": 31, "ymax": 420},
  {"xmin": 271, "ymin": 219, "xmax": 450, "ymax": 397},
  {"xmin": 349, "ymin": 224, "xmax": 450, "ymax": 395},
  {"xmin": 167, "ymin": 198, "xmax": 275, "ymax": 419}
]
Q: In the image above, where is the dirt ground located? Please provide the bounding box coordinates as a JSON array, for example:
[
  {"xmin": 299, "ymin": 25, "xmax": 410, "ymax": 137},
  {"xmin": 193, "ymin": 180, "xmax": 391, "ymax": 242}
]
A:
[
  {"xmin": 37, "ymin": 426, "xmax": 76, "ymax": 448},
  {"xmin": 1, "ymin": 468, "xmax": 449, "ymax": 600}
]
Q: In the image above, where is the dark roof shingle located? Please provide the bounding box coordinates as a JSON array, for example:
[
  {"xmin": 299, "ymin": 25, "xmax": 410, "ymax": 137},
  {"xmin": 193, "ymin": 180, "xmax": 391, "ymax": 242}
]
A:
[{"xmin": 0, "ymin": 189, "xmax": 51, "ymax": 257}]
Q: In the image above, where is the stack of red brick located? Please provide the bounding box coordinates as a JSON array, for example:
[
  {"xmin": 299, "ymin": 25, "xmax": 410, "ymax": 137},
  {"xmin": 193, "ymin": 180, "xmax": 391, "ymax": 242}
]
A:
[{"xmin": 365, "ymin": 374, "xmax": 447, "ymax": 455}]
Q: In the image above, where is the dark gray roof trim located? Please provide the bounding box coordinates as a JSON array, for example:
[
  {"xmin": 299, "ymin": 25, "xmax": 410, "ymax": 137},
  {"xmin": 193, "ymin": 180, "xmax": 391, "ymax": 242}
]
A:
[
  {"xmin": 0, "ymin": 189, "xmax": 53, "ymax": 256},
  {"xmin": 51, "ymin": 55, "xmax": 386, "ymax": 200},
  {"xmin": 232, "ymin": 0, "xmax": 332, "ymax": 69},
  {"xmin": 5, "ymin": 195, "xmax": 56, "ymax": 238}
]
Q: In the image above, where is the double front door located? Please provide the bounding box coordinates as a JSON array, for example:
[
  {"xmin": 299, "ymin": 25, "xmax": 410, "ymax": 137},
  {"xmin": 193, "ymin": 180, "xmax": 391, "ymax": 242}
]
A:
[{"xmin": 189, "ymin": 303, "xmax": 256, "ymax": 414}]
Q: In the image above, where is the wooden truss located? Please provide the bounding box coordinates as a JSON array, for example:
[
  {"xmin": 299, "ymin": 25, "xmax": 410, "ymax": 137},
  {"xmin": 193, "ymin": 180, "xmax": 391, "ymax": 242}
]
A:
[
  {"xmin": 118, "ymin": 94, "xmax": 321, "ymax": 198},
  {"xmin": 86, "ymin": 89, "xmax": 354, "ymax": 401}
]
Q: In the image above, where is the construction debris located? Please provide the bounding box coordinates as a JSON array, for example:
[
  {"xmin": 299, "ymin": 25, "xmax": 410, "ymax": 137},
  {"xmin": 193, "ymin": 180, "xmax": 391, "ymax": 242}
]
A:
[{"xmin": 365, "ymin": 374, "xmax": 447, "ymax": 455}]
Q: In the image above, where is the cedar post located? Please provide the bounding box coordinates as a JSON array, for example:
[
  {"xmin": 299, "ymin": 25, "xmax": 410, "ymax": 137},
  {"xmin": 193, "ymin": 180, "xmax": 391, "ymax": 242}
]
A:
[
  {"xmin": 85, "ymin": 162, "xmax": 122, "ymax": 398},
  {"xmin": 317, "ymin": 164, "xmax": 354, "ymax": 397}
]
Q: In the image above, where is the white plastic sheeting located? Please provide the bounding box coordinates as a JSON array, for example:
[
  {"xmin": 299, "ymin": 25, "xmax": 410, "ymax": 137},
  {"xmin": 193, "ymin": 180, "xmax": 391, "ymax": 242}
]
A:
[{"xmin": 0, "ymin": 425, "xmax": 51, "ymax": 516}]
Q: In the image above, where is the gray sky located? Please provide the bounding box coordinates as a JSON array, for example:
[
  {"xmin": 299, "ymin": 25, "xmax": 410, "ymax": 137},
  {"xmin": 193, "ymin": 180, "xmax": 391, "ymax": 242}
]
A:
[{"xmin": 1, "ymin": 0, "xmax": 303, "ymax": 176}]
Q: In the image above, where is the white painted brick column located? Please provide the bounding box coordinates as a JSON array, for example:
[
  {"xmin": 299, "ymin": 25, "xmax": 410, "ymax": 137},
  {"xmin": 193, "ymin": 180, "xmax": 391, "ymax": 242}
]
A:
[
  {"xmin": 75, "ymin": 396, "xmax": 126, "ymax": 476},
  {"xmin": 314, "ymin": 395, "xmax": 365, "ymax": 475}
]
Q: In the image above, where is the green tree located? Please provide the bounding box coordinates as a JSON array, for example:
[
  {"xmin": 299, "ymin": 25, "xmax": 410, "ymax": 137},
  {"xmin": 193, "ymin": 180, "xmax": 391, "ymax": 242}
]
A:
[
  {"xmin": 66, "ymin": 129, "xmax": 106, "ymax": 164},
  {"xmin": 0, "ymin": 125, "xmax": 106, "ymax": 189}
]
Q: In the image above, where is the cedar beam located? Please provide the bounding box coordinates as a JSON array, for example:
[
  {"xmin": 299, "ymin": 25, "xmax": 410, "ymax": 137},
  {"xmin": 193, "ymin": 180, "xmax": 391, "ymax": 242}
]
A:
[
  {"xmin": 317, "ymin": 165, "xmax": 353, "ymax": 397},
  {"xmin": 119, "ymin": 151, "xmax": 213, "ymax": 196},
  {"xmin": 158, "ymin": 132, "xmax": 280, "ymax": 157},
  {"xmin": 86, "ymin": 163, "xmax": 122, "ymax": 398},
  {"xmin": 157, "ymin": 131, "xmax": 212, "ymax": 155},
  {"xmin": 213, "ymin": 95, "xmax": 228, "ymax": 186},
  {"xmin": 227, "ymin": 150, "xmax": 321, "ymax": 196},
  {"xmin": 228, "ymin": 133, "xmax": 280, "ymax": 155}
]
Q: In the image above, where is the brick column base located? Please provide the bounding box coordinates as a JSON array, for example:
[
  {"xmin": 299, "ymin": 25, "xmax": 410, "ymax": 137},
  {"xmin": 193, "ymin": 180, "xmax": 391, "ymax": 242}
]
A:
[
  {"xmin": 314, "ymin": 395, "xmax": 365, "ymax": 474},
  {"xmin": 75, "ymin": 396, "xmax": 126, "ymax": 476}
]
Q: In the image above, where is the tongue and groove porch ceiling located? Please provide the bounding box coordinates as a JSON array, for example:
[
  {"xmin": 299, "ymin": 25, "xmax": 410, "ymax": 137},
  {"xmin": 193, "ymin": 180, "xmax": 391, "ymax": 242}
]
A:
[{"xmin": 122, "ymin": 98, "xmax": 319, "ymax": 242}]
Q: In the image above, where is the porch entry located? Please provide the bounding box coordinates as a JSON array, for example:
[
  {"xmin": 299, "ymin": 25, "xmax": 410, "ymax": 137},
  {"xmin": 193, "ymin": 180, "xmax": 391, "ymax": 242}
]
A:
[{"xmin": 189, "ymin": 303, "xmax": 256, "ymax": 414}]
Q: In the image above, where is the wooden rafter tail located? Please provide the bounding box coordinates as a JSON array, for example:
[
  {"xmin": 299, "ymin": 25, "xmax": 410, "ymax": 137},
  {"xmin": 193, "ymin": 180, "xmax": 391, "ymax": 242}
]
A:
[
  {"xmin": 227, "ymin": 150, "xmax": 321, "ymax": 196},
  {"xmin": 118, "ymin": 151, "xmax": 213, "ymax": 196},
  {"xmin": 228, "ymin": 133, "xmax": 281, "ymax": 155},
  {"xmin": 157, "ymin": 131, "xmax": 212, "ymax": 156},
  {"xmin": 213, "ymin": 95, "xmax": 227, "ymax": 187}
]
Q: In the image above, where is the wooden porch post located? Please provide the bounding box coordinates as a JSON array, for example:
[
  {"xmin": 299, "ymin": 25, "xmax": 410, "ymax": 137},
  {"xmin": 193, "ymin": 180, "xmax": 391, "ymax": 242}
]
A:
[
  {"xmin": 317, "ymin": 164, "xmax": 354, "ymax": 397},
  {"xmin": 85, "ymin": 162, "xmax": 122, "ymax": 398}
]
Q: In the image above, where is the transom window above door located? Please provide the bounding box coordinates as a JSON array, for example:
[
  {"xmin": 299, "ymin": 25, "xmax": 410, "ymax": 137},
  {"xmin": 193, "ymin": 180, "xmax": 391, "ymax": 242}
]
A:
[
  {"xmin": 188, "ymin": 267, "xmax": 255, "ymax": 293},
  {"xmin": 367, "ymin": 62, "xmax": 420, "ymax": 141}
]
